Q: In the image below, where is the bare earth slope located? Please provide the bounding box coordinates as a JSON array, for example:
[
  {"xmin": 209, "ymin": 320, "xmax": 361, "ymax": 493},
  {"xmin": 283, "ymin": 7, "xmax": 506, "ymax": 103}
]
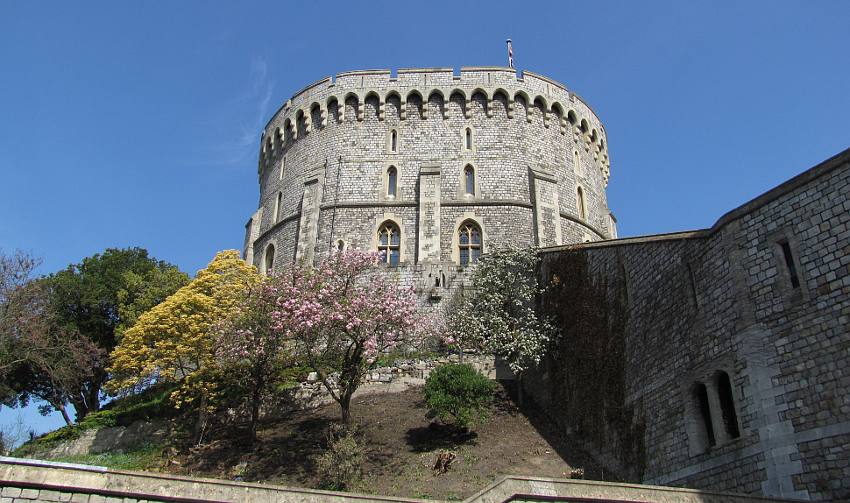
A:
[{"xmin": 175, "ymin": 385, "xmax": 611, "ymax": 501}]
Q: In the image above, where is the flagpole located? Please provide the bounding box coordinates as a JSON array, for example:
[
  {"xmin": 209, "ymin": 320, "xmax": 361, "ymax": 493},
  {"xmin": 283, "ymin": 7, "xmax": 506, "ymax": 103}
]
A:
[{"xmin": 506, "ymin": 39, "xmax": 514, "ymax": 69}]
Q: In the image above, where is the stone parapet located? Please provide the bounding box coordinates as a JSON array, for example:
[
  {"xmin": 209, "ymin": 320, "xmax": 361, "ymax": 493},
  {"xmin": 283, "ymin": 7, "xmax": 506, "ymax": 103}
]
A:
[{"xmin": 0, "ymin": 459, "xmax": 803, "ymax": 503}]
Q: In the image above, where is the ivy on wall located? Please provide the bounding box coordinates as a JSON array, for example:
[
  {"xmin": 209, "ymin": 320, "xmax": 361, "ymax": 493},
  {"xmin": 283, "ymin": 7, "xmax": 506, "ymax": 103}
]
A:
[{"xmin": 538, "ymin": 250, "xmax": 646, "ymax": 480}]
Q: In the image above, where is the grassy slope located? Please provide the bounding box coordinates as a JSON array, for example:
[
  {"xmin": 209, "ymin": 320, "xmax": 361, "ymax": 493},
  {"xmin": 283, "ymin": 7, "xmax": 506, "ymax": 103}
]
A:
[{"xmin": 12, "ymin": 384, "xmax": 174, "ymax": 465}]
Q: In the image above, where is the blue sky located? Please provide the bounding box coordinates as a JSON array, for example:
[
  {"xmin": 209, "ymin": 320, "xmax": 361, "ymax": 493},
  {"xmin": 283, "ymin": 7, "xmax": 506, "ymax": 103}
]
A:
[{"xmin": 1, "ymin": 1, "xmax": 848, "ymax": 438}]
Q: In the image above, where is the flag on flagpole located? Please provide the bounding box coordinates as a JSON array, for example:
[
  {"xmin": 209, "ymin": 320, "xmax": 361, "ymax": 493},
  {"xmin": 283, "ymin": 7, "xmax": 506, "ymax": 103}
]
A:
[{"xmin": 507, "ymin": 39, "xmax": 514, "ymax": 69}]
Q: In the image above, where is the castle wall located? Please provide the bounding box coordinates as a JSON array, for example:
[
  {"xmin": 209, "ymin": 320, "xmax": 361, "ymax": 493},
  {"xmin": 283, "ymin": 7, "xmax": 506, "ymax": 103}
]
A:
[
  {"xmin": 244, "ymin": 67, "xmax": 615, "ymax": 302},
  {"xmin": 528, "ymin": 149, "xmax": 850, "ymax": 501},
  {"xmin": 0, "ymin": 458, "xmax": 803, "ymax": 503}
]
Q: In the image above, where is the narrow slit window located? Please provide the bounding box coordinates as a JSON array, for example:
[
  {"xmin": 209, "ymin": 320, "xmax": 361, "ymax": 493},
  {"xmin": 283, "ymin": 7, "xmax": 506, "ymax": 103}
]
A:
[
  {"xmin": 620, "ymin": 263, "xmax": 630, "ymax": 306},
  {"xmin": 694, "ymin": 382, "xmax": 716, "ymax": 448},
  {"xmin": 336, "ymin": 240, "xmax": 345, "ymax": 252},
  {"xmin": 387, "ymin": 166, "xmax": 398, "ymax": 198},
  {"xmin": 464, "ymin": 165, "xmax": 475, "ymax": 196},
  {"xmin": 577, "ymin": 187, "xmax": 586, "ymax": 220},
  {"xmin": 391, "ymin": 130, "xmax": 398, "ymax": 153},
  {"xmin": 279, "ymin": 157, "xmax": 286, "ymax": 180},
  {"xmin": 275, "ymin": 192, "xmax": 283, "ymax": 223},
  {"xmin": 779, "ymin": 240, "xmax": 800, "ymax": 288},
  {"xmin": 465, "ymin": 127, "xmax": 472, "ymax": 150},
  {"xmin": 716, "ymin": 372, "xmax": 740, "ymax": 439},
  {"xmin": 686, "ymin": 263, "xmax": 699, "ymax": 308}
]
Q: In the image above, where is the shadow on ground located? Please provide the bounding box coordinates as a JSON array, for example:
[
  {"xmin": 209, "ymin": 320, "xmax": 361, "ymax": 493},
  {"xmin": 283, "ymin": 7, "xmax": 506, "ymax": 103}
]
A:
[
  {"xmin": 405, "ymin": 422, "xmax": 478, "ymax": 452},
  {"xmin": 173, "ymin": 382, "xmax": 617, "ymax": 499},
  {"xmin": 499, "ymin": 380, "xmax": 620, "ymax": 482}
]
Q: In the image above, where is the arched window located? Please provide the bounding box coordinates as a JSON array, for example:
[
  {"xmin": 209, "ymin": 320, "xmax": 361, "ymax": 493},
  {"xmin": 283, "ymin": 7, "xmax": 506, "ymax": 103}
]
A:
[
  {"xmin": 377, "ymin": 221, "xmax": 401, "ymax": 265},
  {"xmin": 390, "ymin": 129, "xmax": 398, "ymax": 153},
  {"xmin": 336, "ymin": 239, "xmax": 345, "ymax": 253},
  {"xmin": 387, "ymin": 166, "xmax": 398, "ymax": 198},
  {"xmin": 577, "ymin": 186, "xmax": 586, "ymax": 220},
  {"xmin": 274, "ymin": 192, "xmax": 282, "ymax": 224},
  {"xmin": 458, "ymin": 221, "xmax": 482, "ymax": 265},
  {"xmin": 264, "ymin": 244, "xmax": 275, "ymax": 274},
  {"xmin": 279, "ymin": 157, "xmax": 286, "ymax": 180},
  {"xmin": 465, "ymin": 127, "xmax": 473, "ymax": 150},
  {"xmin": 715, "ymin": 371, "xmax": 740, "ymax": 439},
  {"xmin": 464, "ymin": 165, "xmax": 475, "ymax": 196}
]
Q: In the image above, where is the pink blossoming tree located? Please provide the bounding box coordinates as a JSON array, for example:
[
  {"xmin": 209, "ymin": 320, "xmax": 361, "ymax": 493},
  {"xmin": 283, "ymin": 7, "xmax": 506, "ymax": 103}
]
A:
[
  {"xmin": 271, "ymin": 250, "xmax": 424, "ymax": 424},
  {"xmin": 213, "ymin": 279, "xmax": 296, "ymax": 443}
]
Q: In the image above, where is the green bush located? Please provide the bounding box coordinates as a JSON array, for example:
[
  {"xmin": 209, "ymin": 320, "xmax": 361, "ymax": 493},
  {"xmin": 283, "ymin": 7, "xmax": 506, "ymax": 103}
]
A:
[
  {"xmin": 424, "ymin": 363, "xmax": 495, "ymax": 429},
  {"xmin": 316, "ymin": 425, "xmax": 364, "ymax": 490}
]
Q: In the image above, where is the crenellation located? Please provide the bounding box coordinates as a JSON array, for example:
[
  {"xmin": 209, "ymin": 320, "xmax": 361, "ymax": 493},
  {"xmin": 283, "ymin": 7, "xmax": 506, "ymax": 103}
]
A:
[
  {"xmin": 260, "ymin": 67, "xmax": 609, "ymax": 180},
  {"xmin": 248, "ymin": 67, "xmax": 615, "ymax": 287}
]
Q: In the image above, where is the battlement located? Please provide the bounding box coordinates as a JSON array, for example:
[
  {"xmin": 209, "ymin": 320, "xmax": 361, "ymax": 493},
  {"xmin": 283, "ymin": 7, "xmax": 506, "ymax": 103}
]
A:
[
  {"xmin": 265, "ymin": 67, "xmax": 604, "ymax": 135},
  {"xmin": 260, "ymin": 67, "xmax": 611, "ymax": 184}
]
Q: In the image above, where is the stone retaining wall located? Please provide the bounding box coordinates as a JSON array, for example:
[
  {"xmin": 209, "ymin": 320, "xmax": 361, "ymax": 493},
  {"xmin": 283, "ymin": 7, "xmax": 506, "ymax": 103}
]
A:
[
  {"xmin": 0, "ymin": 458, "xmax": 803, "ymax": 503},
  {"xmin": 288, "ymin": 353, "xmax": 496, "ymax": 412},
  {"xmin": 526, "ymin": 148, "xmax": 850, "ymax": 501}
]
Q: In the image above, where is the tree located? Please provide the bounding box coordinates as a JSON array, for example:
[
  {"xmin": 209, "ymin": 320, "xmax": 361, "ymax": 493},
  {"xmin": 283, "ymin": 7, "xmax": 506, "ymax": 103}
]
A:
[
  {"xmin": 212, "ymin": 279, "xmax": 296, "ymax": 443},
  {"xmin": 43, "ymin": 247, "xmax": 188, "ymax": 419},
  {"xmin": 272, "ymin": 250, "xmax": 424, "ymax": 424},
  {"xmin": 0, "ymin": 250, "xmax": 41, "ymax": 383},
  {"xmin": 1, "ymin": 251, "xmax": 104, "ymax": 425},
  {"xmin": 107, "ymin": 250, "xmax": 260, "ymax": 438},
  {"xmin": 116, "ymin": 262, "xmax": 190, "ymax": 343},
  {"xmin": 0, "ymin": 279, "xmax": 103, "ymax": 425},
  {"xmin": 0, "ymin": 250, "xmax": 39, "ymax": 306},
  {"xmin": 445, "ymin": 247, "xmax": 555, "ymax": 397}
]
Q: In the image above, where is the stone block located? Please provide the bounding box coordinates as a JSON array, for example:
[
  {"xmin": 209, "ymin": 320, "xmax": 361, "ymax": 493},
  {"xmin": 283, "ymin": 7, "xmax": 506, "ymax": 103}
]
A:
[
  {"xmin": 0, "ymin": 489, "xmax": 20, "ymax": 499},
  {"xmin": 37, "ymin": 490, "xmax": 62, "ymax": 502},
  {"xmin": 19, "ymin": 488, "xmax": 39, "ymax": 499}
]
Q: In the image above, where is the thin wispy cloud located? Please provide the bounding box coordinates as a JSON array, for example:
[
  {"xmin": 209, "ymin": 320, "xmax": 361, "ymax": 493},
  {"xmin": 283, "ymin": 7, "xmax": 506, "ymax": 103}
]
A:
[
  {"xmin": 235, "ymin": 57, "xmax": 274, "ymax": 149},
  {"xmin": 195, "ymin": 56, "xmax": 276, "ymax": 168}
]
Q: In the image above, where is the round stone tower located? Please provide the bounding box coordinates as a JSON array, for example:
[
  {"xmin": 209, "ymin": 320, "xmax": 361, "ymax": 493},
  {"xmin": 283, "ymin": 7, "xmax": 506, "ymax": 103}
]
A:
[{"xmin": 243, "ymin": 67, "xmax": 615, "ymax": 301}]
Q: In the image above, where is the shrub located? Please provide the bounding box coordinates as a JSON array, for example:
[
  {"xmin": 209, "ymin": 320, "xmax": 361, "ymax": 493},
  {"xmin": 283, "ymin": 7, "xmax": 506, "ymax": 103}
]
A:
[
  {"xmin": 316, "ymin": 425, "xmax": 364, "ymax": 490},
  {"xmin": 424, "ymin": 364, "xmax": 495, "ymax": 429}
]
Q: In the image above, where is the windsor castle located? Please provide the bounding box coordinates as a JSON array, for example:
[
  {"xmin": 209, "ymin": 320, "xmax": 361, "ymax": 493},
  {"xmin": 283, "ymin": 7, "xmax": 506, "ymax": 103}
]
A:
[{"xmin": 243, "ymin": 67, "xmax": 850, "ymax": 501}]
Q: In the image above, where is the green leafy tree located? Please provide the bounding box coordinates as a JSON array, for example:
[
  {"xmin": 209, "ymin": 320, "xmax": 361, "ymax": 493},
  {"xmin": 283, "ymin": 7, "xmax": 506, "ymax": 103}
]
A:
[
  {"xmin": 424, "ymin": 363, "xmax": 495, "ymax": 430},
  {"xmin": 38, "ymin": 248, "xmax": 187, "ymax": 419},
  {"xmin": 116, "ymin": 262, "xmax": 190, "ymax": 343}
]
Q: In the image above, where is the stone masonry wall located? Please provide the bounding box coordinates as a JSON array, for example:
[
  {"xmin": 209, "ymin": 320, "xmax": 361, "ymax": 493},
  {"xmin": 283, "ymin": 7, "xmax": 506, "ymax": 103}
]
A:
[
  {"xmin": 526, "ymin": 148, "xmax": 850, "ymax": 501},
  {"xmin": 0, "ymin": 459, "xmax": 804, "ymax": 503},
  {"xmin": 244, "ymin": 67, "xmax": 615, "ymax": 307}
]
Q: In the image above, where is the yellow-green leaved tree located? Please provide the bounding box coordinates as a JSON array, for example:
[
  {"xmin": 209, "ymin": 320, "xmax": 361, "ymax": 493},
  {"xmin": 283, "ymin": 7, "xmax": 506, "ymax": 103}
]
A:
[{"xmin": 107, "ymin": 250, "xmax": 259, "ymax": 435}]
